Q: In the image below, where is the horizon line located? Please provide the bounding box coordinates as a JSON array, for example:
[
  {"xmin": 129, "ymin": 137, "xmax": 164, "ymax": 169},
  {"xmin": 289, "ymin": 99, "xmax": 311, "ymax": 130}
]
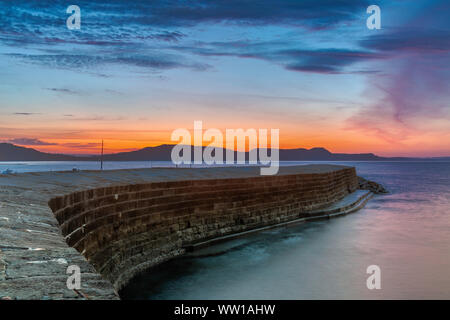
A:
[{"xmin": 2, "ymin": 142, "xmax": 450, "ymax": 159}]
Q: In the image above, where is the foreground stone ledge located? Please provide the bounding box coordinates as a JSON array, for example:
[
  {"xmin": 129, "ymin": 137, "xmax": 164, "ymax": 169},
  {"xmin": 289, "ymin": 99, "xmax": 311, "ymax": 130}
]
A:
[{"xmin": 0, "ymin": 165, "xmax": 371, "ymax": 300}]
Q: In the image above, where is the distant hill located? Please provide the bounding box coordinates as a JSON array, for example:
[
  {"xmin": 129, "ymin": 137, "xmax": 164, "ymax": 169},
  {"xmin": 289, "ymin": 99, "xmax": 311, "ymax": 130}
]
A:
[
  {"xmin": 278, "ymin": 147, "xmax": 383, "ymax": 161},
  {"xmin": 99, "ymin": 144, "xmax": 176, "ymax": 161},
  {"xmin": 0, "ymin": 143, "xmax": 80, "ymax": 161},
  {"xmin": 0, "ymin": 143, "xmax": 446, "ymax": 162},
  {"xmin": 69, "ymin": 145, "xmax": 386, "ymax": 162}
]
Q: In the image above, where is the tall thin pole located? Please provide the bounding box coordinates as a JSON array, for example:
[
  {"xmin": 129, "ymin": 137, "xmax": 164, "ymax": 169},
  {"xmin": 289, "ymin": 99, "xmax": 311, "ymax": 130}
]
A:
[{"xmin": 100, "ymin": 140, "xmax": 104, "ymax": 171}]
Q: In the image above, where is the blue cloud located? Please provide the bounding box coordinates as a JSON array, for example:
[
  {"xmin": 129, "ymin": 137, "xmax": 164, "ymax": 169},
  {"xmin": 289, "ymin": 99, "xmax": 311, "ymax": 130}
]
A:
[
  {"xmin": 6, "ymin": 53, "xmax": 210, "ymax": 72},
  {"xmin": 172, "ymin": 41, "xmax": 385, "ymax": 74},
  {"xmin": 0, "ymin": 0, "xmax": 370, "ymax": 74},
  {"xmin": 0, "ymin": 0, "xmax": 446, "ymax": 77}
]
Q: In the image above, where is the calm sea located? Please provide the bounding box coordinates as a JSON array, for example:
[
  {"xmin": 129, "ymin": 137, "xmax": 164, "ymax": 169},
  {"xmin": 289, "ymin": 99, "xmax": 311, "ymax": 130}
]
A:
[
  {"xmin": 2, "ymin": 161, "xmax": 449, "ymax": 299},
  {"xmin": 0, "ymin": 161, "xmax": 174, "ymax": 173}
]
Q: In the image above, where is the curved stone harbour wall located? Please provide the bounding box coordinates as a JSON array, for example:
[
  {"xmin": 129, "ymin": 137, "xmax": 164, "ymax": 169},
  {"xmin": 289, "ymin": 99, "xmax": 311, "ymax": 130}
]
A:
[{"xmin": 48, "ymin": 167, "xmax": 358, "ymax": 290}]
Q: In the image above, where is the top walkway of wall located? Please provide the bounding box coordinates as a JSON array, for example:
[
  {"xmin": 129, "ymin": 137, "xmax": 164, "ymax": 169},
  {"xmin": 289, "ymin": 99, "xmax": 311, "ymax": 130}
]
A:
[{"xmin": 0, "ymin": 165, "xmax": 350, "ymax": 191}]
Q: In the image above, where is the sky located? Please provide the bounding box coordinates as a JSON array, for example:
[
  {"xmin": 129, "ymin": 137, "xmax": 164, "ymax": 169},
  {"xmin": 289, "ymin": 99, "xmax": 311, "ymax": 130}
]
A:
[{"xmin": 0, "ymin": 0, "xmax": 449, "ymax": 157}]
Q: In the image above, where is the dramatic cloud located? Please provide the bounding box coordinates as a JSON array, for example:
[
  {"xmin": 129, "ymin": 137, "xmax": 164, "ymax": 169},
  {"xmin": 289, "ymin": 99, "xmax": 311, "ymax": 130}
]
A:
[
  {"xmin": 282, "ymin": 49, "xmax": 385, "ymax": 74},
  {"xmin": 0, "ymin": 0, "xmax": 370, "ymax": 34},
  {"xmin": 60, "ymin": 142, "xmax": 101, "ymax": 149},
  {"xmin": 360, "ymin": 29, "xmax": 450, "ymax": 53},
  {"xmin": 62, "ymin": 115, "xmax": 127, "ymax": 121},
  {"xmin": 3, "ymin": 139, "xmax": 105, "ymax": 151},
  {"xmin": 6, "ymin": 53, "xmax": 210, "ymax": 72},
  {"xmin": 0, "ymin": 0, "xmax": 370, "ymax": 74},
  {"xmin": 175, "ymin": 41, "xmax": 385, "ymax": 74},
  {"xmin": 146, "ymin": 31, "xmax": 186, "ymax": 42},
  {"xmin": 1, "ymin": 0, "xmax": 448, "ymax": 156},
  {"xmin": 45, "ymin": 88, "xmax": 80, "ymax": 95},
  {"xmin": 346, "ymin": 1, "xmax": 450, "ymax": 143},
  {"xmin": 12, "ymin": 112, "xmax": 41, "ymax": 116},
  {"xmin": 6, "ymin": 138, "xmax": 57, "ymax": 146}
]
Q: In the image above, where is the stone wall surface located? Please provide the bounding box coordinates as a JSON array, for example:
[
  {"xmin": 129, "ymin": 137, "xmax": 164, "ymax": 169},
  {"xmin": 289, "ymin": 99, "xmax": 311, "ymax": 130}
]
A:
[{"xmin": 47, "ymin": 166, "xmax": 358, "ymax": 290}]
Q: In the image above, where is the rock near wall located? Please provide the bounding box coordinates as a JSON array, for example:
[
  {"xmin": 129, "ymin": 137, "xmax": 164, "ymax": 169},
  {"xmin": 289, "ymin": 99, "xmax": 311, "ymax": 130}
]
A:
[{"xmin": 358, "ymin": 176, "xmax": 388, "ymax": 194}]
